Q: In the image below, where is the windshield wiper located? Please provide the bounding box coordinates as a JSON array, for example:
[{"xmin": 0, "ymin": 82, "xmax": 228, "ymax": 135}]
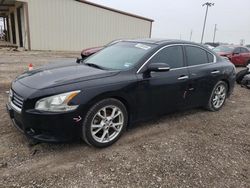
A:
[{"xmin": 84, "ymin": 63, "xmax": 105, "ymax": 70}]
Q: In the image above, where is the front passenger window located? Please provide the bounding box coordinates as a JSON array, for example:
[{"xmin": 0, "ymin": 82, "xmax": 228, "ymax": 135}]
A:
[{"xmin": 149, "ymin": 46, "xmax": 184, "ymax": 69}]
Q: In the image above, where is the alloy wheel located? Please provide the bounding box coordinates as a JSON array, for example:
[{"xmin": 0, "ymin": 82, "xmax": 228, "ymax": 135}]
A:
[
  {"xmin": 212, "ymin": 84, "xmax": 227, "ymax": 109},
  {"xmin": 90, "ymin": 105, "xmax": 124, "ymax": 144}
]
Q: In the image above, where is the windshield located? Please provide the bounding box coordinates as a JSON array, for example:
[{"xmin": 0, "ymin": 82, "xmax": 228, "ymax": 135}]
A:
[
  {"xmin": 84, "ymin": 42, "xmax": 156, "ymax": 70},
  {"xmin": 213, "ymin": 46, "xmax": 234, "ymax": 53}
]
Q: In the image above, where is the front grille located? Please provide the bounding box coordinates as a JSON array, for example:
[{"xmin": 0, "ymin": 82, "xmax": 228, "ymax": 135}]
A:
[{"xmin": 12, "ymin": 91, "xmax": 24, "ymax": 109}]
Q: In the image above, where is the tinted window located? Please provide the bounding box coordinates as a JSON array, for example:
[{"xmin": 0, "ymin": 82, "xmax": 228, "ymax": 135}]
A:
[
  {"xmin": 149, "ymin": 46, "xmax": 184, "ymax": 69},
  {"xmin": 207, "ymin": 52, "xmax": 214, "ymax": 63},
  {"xmin": 185, "ymin": 46, "xmax": 208, "ymax": 66},
  {"xmin": 234, "ymin": 48, "xmax": 241, "ymax": 54},
  {"xmin": 213, "ymin": 46, "xmax": 234, "ymax": 53},
  {"xmin": 241, "ymin": 48, "xmax": 249, "ymax": 53}
]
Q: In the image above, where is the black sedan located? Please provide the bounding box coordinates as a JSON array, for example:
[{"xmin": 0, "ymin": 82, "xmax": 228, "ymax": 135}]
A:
[{"xmin": 6, "ymin": 39, "xmax": 236, "ymax": 147}]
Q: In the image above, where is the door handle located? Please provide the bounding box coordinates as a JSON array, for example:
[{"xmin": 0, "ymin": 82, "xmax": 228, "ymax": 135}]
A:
[
  {"xmin": 211, "ymin": 70, "xmax": 220, "ymax": 74},
  {"xmin": 178, "ymin": 75, "xmax": 189, "ymax": 80}
]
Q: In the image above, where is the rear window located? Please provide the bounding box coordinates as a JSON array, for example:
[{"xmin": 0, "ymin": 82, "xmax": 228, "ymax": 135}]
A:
[
  {"xmin": 207, "ymin": 52, "xmax": 214, "ymax": 63},
  {"xmin": 213, "ymin": 46, "xmax": 234, "ymax": 53},
  {"xmin": 241, "ymin": 48, "xmax": 249, "ymax": 53},
  {"xmin": 185, "ymin": 46, "xmax": 209, "ymax": 66}
]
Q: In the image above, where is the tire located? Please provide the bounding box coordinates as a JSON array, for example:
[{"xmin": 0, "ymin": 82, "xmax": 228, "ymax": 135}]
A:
[
  {"xmin": 236, "ymin": 68, "xmax": 249, "ymax": 84},
  {"xmin": 81, "ymin": 98, "xmax": 128, "ymax": 148},
  {"xmin": 247, "ymin": 60, "xmax": 250, "ymax": 66},
  {"xmin": 241, "ymin": 74, "xmax": 250, "ymax": 89},
  {"xmin": 206, "ymin": 81, "xmax": 228, "ymax": 112}
]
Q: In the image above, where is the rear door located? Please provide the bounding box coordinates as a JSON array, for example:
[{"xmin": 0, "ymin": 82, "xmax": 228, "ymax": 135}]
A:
[{"xmin": 184, "ymin": 45, "xmax": 221, "ymax": 107}]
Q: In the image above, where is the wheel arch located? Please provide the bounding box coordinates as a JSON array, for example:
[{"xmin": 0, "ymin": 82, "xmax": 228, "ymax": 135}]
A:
[
  {"xmin": 220, "ymin": 79, "xmax": 230, "ymax": 97},
  {"xmin": 83, "ymin": 92, "xmax": 134, "ymax": 127}
]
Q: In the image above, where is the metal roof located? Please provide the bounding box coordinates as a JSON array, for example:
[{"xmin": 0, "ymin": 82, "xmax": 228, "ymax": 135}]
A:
[
  {"xmin": 0, "ymin": 0, "xmax": 154, "ymax": 23},
  {"xmin": 0, "ymin": 0, "xmax": 15, "ymax": 16},
  {"xmin": 75, "ymin": 0, "xmax": 154, "ymax": 22}
]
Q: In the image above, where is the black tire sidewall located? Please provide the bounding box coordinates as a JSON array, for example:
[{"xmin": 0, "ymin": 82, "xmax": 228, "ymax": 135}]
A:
[
  {"xmin": 247, "ymin": 61, "xmax": 250, "ymax": 66},
  {"xmin": 82, "ymin": 98, "xmax": 128, "ymax": 148},
  {"xmin": 236, "ymin": 69, "xmax": 249, "ymax": 84},
  {"xmin": 207, "ymin": 81, "xmax": 228, "ymax": 112}
]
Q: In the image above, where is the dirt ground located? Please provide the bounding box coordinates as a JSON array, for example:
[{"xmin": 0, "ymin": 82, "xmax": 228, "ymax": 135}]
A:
[{"xmin": 0, "ymin": 49, "xmax": 249, "ymax": 188}]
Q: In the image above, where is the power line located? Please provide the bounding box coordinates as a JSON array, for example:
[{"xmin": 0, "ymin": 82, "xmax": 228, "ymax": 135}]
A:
[
  {"xmin": 190, "ymin": 30, "xmax": 193, "ymax": 41},
  {"xmin": 213, "ymin": 24, "xmax": 217, "ymax": 43}
]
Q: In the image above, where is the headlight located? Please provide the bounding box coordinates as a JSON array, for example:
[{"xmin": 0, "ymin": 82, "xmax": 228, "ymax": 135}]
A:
[{"xmin": 35, "ymin": 90, "xmax": 81, "ymax": 112}]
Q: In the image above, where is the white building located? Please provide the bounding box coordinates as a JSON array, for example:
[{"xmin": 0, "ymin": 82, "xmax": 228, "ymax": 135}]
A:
[{"xmin": 0, "ymin": 0, "xmax": 153, "ymax": 51}]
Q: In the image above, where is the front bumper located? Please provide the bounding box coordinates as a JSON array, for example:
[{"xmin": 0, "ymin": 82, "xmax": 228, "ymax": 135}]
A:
[{"xmin": 6, "ymin": 103, "xmax": 83, "ymax": 143}]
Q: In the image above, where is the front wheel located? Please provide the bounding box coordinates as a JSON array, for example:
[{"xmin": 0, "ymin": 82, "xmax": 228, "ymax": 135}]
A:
[
  {"xmin": 82, "ymin": 98, "xmax": 128, "ymax": 148},
  {"xmin": 206, "ymin": 81, "xmax": 228, "ymax": 112}
]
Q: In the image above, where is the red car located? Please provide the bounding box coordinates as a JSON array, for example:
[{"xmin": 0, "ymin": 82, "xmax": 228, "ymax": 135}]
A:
[
  {"xmin": 81, "ymin": 40, "xmax": 122, "ymax": 59},
  {"xmin": 213, "ymin": 45, "xmax": 250, "ymax": 66},
  {"xmin": 81, "ymin": 46, "xmax": 103, "ymax": 59}
]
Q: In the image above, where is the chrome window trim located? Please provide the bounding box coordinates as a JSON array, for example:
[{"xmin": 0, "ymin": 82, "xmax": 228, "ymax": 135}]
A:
[
  {"xmin": 137, "ymin": 43, "xmax": 217, "ymax": 73},
  {"xmin": 10, "ymin": 101, "xmax": 22, "ymax": 113}
]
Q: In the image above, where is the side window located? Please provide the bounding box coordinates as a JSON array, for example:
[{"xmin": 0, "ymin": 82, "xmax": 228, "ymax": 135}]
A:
[
  {"xmin": 149, "ymin": 46, "xmax": 184, "ymax": 69},
  {"xmin": 185, "ymin": 46, "xmax": 208, "ymax": 66},
  {"xmin": 234, "ymin": 48, "xmax": 241, "ymax": 54},
  {"xmin": 241, "ymin": 48, "xmax": 249, "ymax": 53},
  {"xmin": 207, "ymin": 52, "xmax": 214, "ymax": 63}
]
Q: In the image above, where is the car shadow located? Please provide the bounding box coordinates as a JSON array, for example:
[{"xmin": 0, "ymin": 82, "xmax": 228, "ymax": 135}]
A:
[
  {"xmin": 128, "ymin": 107, "xmax": 203, "ymax": 131},
  {"xmin": 27, "ymin": 107, "xmax": 204, "ymax": 154}
]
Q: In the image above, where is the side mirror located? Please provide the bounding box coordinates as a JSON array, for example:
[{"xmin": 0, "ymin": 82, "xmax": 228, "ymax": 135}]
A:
[
  {"xmin": 76, "ymin": 58, "xmax": 83, "ymax": 64},
  {"xmin": 147, "ymin": 63, "xmax": 170, "ymax": 72},
  {"xmin": 233, "ymin": 52, "xmax": 240, "ymax": 56}
]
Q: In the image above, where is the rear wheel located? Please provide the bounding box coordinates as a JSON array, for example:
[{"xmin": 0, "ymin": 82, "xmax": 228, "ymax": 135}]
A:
[
  {"xmin": 82, "ymin": 98, "xmax": 128, "ymax": 148},
  {"xmin": 206, "ymin": 81, "xmax": 228, "ymax": 112}
]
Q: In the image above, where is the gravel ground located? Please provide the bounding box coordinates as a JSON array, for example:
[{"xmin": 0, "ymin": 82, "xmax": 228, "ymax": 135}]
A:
[{"xmin": 0, "ymin": 49, "xmax": 249, "ymax": 188}]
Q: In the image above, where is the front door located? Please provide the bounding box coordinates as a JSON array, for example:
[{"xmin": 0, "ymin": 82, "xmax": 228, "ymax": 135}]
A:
[{"xmin": 136, "ymin": 45, "xmax": 189, "ymax": 117}]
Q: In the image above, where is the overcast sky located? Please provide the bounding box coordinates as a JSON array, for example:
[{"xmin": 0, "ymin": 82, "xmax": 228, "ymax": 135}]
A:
[{"xmin": 90, "ymin": 0, "xmax": 250, "ymax": 45}]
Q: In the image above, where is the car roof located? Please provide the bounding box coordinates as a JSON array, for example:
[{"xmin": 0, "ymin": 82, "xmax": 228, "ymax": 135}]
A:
[
  {"xmin": 216, "ymin": 45, "xmax": 246, "ymax": 49},
  {"xmin": 122, "ymin": 38, "xmax": 204, "ymax": 46}
]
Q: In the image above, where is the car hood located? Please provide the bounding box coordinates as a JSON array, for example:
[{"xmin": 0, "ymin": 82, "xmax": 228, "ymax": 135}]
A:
[{"xmin": 15, "ymin": 61, "xmax": 119, "ymax": 90}]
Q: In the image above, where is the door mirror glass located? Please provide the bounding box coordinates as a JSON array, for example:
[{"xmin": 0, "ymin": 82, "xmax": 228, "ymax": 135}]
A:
[{"xmin": 147, "ymin": 63, "xmax": 170, "ymax": 72}]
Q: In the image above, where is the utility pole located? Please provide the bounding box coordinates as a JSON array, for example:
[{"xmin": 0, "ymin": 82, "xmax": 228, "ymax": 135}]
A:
[
  {"xmin": 213, "ymin": 24, "xmax": 217, "ymax": 43},
  {"xmin": 190, "ymin": 30, "xmax": 193, "ymax": 41},
  {"xmin": 201, "ymin": 2, "xmax": 214, "ymax": 44}
]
